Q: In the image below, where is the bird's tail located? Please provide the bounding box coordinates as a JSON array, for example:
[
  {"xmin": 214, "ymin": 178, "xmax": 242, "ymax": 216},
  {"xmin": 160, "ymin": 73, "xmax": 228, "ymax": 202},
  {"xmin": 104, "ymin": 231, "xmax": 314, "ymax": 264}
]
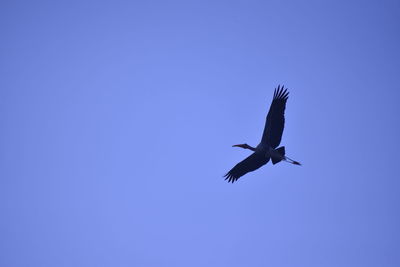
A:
[{"xmin": 271, "ymin": 146, "xmax": 285, "ymax": 165}]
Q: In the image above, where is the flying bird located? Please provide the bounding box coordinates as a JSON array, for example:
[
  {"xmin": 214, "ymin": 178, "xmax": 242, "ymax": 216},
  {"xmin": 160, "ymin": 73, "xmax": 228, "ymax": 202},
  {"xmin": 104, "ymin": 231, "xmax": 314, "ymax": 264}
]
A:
[{"xmin": 224, "ymin": 85, "xmax": 301, "ymax": 183}]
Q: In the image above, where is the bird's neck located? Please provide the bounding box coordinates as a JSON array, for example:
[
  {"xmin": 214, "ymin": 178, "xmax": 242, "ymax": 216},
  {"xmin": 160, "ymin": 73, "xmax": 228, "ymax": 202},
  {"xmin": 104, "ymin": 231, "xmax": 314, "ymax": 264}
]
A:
[{"xmin": 246, "ymin": 145, "xmax": 256, "ymax": 151}]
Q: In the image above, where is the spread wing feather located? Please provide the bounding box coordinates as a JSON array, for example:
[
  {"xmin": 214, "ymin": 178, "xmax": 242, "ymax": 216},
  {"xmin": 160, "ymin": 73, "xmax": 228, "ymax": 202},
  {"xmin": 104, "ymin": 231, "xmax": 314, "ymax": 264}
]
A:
[
  {"xmin": 261, "ymin": 85, "xmax": 289, "ymax": 148},
  {"xmin": 224, "ymin": 153, "xmax": 270, "ymax": 183}
]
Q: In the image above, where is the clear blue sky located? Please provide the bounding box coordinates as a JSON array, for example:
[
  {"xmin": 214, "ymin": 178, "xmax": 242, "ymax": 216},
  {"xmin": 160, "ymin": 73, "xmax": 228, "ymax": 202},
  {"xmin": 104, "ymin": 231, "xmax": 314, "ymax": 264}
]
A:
[{"xmin": 1, "ymin": 1, "xmax": 400, "ymax": 266}]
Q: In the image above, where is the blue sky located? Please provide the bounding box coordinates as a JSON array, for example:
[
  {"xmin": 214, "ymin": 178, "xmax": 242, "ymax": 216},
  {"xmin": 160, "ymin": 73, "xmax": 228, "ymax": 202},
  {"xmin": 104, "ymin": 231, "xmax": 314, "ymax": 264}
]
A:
[{"xmin": 1, "ymin": 0, "xmax": 400, "ymax": 266}]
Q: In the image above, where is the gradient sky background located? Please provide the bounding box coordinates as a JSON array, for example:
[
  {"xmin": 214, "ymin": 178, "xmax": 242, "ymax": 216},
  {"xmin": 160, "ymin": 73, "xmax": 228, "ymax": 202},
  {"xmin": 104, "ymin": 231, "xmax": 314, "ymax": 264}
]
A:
[{"xmin": 1, "ymin": 0, "xmax": 400, "ymax": 266}]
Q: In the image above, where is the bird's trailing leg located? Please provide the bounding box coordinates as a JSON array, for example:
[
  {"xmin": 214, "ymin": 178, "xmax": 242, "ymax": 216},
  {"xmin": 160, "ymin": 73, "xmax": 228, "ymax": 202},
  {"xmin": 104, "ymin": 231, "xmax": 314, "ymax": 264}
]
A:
[{"xmin": 284, "ymin": 156, "xmax": 301, "ymax": 165}]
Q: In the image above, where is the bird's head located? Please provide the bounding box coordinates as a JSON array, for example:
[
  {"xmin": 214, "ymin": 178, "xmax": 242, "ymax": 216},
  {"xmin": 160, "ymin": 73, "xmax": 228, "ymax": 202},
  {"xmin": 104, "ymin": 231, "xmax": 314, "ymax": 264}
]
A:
[{"xmin": 232, "ymin": 143, "xmax": 251, "ymax": 150}]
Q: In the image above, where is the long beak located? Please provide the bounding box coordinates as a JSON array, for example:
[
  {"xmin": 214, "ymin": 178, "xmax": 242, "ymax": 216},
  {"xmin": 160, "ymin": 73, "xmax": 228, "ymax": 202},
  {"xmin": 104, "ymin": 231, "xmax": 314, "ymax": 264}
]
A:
[{"xmin": 232, "ymin": 144, "xmax": 241, "ymax": 147}]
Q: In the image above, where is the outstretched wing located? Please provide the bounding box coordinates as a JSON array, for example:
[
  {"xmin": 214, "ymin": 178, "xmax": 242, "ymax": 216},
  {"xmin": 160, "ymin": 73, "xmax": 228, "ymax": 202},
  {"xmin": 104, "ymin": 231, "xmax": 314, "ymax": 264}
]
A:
[
  {"xmin": 261, "ymin": 85, "xmax": 289, "ymax": 148},
  {"xmin": 224, "ymin": 153, "xmax": 270, "ymax": 183}
]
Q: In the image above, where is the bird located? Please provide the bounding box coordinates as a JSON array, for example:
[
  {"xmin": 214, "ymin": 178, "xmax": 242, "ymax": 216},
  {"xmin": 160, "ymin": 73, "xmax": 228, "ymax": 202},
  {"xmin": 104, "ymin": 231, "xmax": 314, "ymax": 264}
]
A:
[{"xmin": 224, "ymin": 85, "xmax": 301, "ymax": 183}]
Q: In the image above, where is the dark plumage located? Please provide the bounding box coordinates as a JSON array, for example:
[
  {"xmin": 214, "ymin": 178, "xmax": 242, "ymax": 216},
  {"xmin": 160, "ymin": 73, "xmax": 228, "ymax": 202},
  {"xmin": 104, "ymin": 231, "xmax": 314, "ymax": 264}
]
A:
[
  {"xmin": 224, "ymin": 153, "xmax": 270, "ymax": 183},
  {"xmin": 261, "ymin": 87, "xmax": 289, "ymax": 148},
  {"xmin": 224, "ymin": 85, "xmax": 300, "ymax": 183}
]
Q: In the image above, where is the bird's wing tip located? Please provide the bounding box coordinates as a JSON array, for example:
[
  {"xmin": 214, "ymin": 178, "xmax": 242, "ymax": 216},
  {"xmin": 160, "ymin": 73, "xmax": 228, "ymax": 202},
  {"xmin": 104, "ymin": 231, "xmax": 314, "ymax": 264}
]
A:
[
  {"xmin": 223, "ymin": 172, "xmax": 237, "ymax": 183},
  {"xmin": 273, "ymin": 85, "xmax": 289, "ymax": 100}
]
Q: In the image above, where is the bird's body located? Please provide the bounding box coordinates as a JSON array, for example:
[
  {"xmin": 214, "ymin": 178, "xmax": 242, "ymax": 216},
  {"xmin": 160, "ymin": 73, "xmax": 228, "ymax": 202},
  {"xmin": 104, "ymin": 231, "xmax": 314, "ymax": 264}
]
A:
[{"xmin": 224, "ymin": 85, "xmax": 300, "ymax": 183}]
